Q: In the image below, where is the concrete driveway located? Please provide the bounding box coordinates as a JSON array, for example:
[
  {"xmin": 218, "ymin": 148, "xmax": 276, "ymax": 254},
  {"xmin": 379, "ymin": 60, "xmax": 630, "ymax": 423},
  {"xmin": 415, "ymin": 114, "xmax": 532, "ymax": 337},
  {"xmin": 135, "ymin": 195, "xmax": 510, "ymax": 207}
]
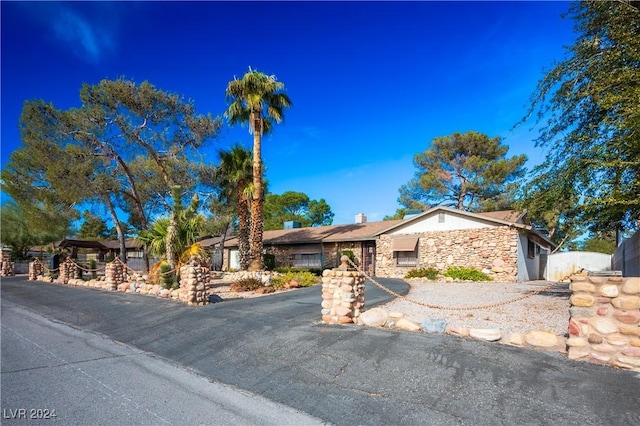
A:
[{"xmin": 2, "ymin": 276, "xmax": 639, "ymax": 425}]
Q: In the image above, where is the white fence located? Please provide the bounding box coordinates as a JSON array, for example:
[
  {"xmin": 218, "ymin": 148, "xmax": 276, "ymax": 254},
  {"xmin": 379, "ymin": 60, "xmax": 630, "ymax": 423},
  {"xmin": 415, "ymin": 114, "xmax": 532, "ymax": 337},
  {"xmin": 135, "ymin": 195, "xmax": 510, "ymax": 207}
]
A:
[{"xmin": 545, "ymin": 251, "xmax": 612, "ymax": 281}]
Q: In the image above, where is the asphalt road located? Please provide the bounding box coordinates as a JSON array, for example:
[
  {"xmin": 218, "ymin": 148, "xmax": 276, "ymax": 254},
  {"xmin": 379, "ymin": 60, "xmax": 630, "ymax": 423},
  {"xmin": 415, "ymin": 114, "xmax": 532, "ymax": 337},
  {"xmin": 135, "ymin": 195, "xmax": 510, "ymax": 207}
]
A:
[{"xmin": 2, "ymin": 275, "xmax": 639, "ymax": 425}]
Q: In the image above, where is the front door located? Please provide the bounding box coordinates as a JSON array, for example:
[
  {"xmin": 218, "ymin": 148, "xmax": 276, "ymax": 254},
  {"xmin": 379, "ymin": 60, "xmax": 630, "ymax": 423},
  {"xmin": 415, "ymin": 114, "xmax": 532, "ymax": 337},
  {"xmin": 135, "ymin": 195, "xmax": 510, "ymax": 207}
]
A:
[{"xmin": 362, "ymin": 242, "xmax": 376, "ymax": 276}]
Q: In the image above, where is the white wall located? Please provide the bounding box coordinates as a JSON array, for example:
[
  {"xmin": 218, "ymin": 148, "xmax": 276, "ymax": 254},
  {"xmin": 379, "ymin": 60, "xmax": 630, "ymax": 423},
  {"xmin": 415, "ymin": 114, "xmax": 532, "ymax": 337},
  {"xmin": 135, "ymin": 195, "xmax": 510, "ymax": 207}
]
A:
[
  {"xmin": 517, "ymin": 233, "xmax": 543, "ymax": 281},
  {"xmin": 546, "ymin": 251, "xmax": 612, "ymax": 281},
  {"xmin": 389, "ymin": 211, "xmax": 496, "ymax": 235}
]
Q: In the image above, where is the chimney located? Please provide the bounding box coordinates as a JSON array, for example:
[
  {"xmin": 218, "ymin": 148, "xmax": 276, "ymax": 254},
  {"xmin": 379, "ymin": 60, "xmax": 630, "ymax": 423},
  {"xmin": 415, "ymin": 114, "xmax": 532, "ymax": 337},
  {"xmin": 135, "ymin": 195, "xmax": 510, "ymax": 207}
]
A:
[{"xmin": 355, "ymin": 213, "xmax": 367, "ymax": 224}]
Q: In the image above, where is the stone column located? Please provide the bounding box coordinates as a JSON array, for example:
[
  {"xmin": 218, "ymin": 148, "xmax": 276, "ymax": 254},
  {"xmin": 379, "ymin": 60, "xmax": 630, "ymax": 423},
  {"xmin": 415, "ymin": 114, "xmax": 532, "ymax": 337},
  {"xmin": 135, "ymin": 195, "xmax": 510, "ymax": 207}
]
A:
[
  {"xmin": 58, "ymin": 258, "xmax": 77, "ymax": 285},
  {"xmin": 0, "ymin": 251, "xmax": 14, "ymax": 276},
  {"xmin": 105, "ymin": 261, "xmax": 124, "ymax": 291},
  {"xmin": 29, "ymin": 260, "xmax": 44, "ymax": 281},
  {"xmin": 321, "ymin": 256, "xmax": 366, "ymax": 324},
  {"xmin": 567, "ymin": 275, "xmax": 640, "ymax": 372},
  {"xmin": 179, "ymin": 260, "xmax": 210, "ymax": 306}
]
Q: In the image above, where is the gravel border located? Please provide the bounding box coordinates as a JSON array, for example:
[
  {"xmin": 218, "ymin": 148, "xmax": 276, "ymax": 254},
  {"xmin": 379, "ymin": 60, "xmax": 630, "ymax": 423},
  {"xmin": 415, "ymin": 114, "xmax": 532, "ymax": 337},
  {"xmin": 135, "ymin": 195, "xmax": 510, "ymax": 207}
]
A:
[{"xmin": 376, "ymin": 280, "xmax": 571, "ymax": 336}]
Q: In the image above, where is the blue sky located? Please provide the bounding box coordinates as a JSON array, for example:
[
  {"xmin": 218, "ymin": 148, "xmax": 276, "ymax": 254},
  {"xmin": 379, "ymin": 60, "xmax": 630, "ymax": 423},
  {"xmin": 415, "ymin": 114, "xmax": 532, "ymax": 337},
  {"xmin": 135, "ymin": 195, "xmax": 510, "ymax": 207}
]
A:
[{"xmin": 1, "ymin": 1, "xmax": 576, "ymax": 226}]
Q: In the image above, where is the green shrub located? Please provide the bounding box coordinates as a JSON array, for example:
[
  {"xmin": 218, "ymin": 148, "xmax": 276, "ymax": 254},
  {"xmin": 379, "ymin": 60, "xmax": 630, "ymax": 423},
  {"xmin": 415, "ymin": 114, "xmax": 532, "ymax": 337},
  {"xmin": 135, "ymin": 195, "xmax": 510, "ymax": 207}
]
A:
[
  {"xmin": 231, "ymin": 277, "xmax": 264, "ymax": 291},
  {"xmin": 159, "ymin": 263, "xmax": 178, "ymax": 289},
  {"xmin": 405, "ymin": 267, "xmax": 439, "ymax": 280},
  {"xmin": 443, "ymin": 266, "xmax": 491, "ymax": 281},
  {"xmin": 272, "ymin": 271, "xmax": 319, "ymax": 289},
  {"xmin": 263, "ymin": 253, "xmax": 276, "ymax": 271},
  {"xmin": 274, "ymin": 267, "xmax": 321, "ymax": 276}
]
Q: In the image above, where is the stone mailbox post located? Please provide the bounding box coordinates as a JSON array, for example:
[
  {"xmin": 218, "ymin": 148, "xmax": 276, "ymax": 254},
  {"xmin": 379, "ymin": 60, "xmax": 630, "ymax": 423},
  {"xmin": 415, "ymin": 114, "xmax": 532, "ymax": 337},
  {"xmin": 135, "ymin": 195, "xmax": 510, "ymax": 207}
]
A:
[{"xmin": 321, "ymin": 255, "xmax": 366, "ymax": 324}]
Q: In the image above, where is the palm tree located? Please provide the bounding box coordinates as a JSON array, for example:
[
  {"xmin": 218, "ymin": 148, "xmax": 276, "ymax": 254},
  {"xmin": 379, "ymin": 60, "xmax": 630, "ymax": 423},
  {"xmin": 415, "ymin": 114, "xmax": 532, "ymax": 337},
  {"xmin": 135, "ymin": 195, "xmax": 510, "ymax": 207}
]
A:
[
  {"xmin": 136, "ymin": 192, "xmax": 205, "ymax": 267},
  {"xmin": 217, "ymin": 145, "xmax": 253, "ymax": 270},
  {"xmin": 225, "ymin": 68, "xmax": 292, "ymax": 270}
]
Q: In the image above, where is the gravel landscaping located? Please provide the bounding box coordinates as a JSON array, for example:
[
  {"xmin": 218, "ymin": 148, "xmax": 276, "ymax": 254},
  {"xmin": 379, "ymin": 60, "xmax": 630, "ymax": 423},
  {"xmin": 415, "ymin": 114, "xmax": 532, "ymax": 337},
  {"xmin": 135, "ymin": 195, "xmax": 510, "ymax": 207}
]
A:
[{"xmin": 376, "ymin": 280, "xmax": 571, "ymax": 337}]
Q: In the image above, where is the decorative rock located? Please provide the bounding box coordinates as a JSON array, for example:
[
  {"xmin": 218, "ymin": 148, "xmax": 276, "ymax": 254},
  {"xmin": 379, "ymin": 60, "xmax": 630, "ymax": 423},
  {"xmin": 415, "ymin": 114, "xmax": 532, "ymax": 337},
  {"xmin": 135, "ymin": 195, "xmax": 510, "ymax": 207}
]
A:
[
  {"xmin": 160, "ymin": 289, "xmax": 170, "ymax": 298},
  {"xmin": 621, "ymin": 347, "xmax": 640, "ymax": 357},
  {"xmin": 569, "ymin": 307, "xmax": 594, "ymax": 317},
  {"xmin": 590, "ymin": 352, "xmax": 611, "ymax": 362},
  {"xmin": 359, "ymin": 308, "xmax": 389, "ymax": 328},
  {"xmin": 570, "ymin": 281, "xmax": 596, "ymax": 292},
  {"xmin": 445, "ymin": 325, "xmax": 469, "ymax": 337},
  {"xmin": 610, "ymin": 296, "xmax": 640, "ymax": 310},
  {"xmin": 619, "ymin": 325, "xmax": 640, "ymax": 336},
  {"xmin": 596, "ymin": 306, "xmax": 608, "ymax": 316},
  {"xmin": 599, "ymin": 285, "xmax": 619, "ymax": 298},
  {"xmin": 588, "ymin": 333, "xmax": 603, "ymax": 344},
  {"xmin": 388, "ymin": 311, "xmax": 404, "ymax": 319},
  {"xmin": 590, "ymin": 343, "xmax": 618, "ymax": 353},
  {"xmin": 568, "ymin": 347, "xmax": 590, "ymax": 360},
  {"xmin": 589, "ymin": 317, "xmax": 618, "ymax": 335},
  {"xmin": 422, "ymin": 318, "xmax": 447, "ymax": 333},
  {"xmin": 334, "ymin": 306, "xmax": 351, "ymax": 317},
  {"xmin": 570, "ymin": 294, "xmax": 595, "ymax": 307},
  {"xmin": 507, "ymin": 333, "xmax": 523, "ymax": 346},
  {"xmin": 469, "ymin": 328, "xmax": 502, "ymax": 342},
  {"xmin": 588, "ymin": 276, "xmax": 606, "ymax": 284},
  {"xmin": 568, "ymin": 319, "xmax": 581, "ymax": 336},
  {"xmin": 524, "ymin": 330, "xmax": 559, "ymax": 348},
  {"xmin": 622, "ymin": 277, "xmax": 640, "ymax": 295},
  {"xmin": 613, "ymin": 310, "xmax": 640, "ymax": 324},
  {"xmin": 566, "ymin": 336, "xmax": 588, "ymax": 347},
  {"xmin": 630, "ymin": 337, "xmax": 640, "ymax": 347},
  {"xmin": 394, "ymin": 318, "xmax": 422, "ymax": 332},
  {"xmin": 613, "ymin": 356, "xmax": 640, "ymax": 369},
  {"xmin": 255, "ymin": 286, "xmax": 275, "ymax": 294}
]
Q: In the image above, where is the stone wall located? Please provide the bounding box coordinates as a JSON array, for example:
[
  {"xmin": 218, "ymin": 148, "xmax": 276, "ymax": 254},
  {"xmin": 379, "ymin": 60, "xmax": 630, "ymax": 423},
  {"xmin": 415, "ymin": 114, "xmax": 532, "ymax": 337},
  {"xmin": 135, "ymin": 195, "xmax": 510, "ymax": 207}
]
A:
[
  {"xmin": 321, "ymin": 258, "xmax": 365, "ymax": 324},
  {"xmin": 29, "ymin": 260, "xmax": 44, "ymax": 280},
  {"xmin": 567, "ymin": 276, "xmax": 640, "ymax": 371},
  {"xmin": 58, "ymin": 258, "xmax": 78, "ymax": 285},
  {"xmin": 376, "ymin": 227, "xmax": 519, "ymax": 281}
]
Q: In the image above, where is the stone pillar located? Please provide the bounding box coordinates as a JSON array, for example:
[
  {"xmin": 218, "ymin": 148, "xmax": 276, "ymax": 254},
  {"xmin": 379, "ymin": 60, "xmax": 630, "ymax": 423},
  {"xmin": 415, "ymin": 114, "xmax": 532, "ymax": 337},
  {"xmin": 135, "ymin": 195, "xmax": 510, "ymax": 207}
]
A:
[
  {"xmin": 567, "ymin": 276, "xmax": 640, "ymax": 372},
  {"xmin": 0, "ymin": 251, "xmax": 14, "ymax": 276},
  {"xmin": 29, "ymin": 260, "xmax": 44, "ymax": 281},
  {"xmin": 105, "ymin": 261, "xmax": 124, "ymax": 291},
  {"xmin": 179, "ymin": 261, "xmax": 210, "ymax": 306},
  {"xmin": 58, "ymin": 258, "xmax": 77, "ymax": 285},
  {"xmin": 321, "ymin": 256, "xmax": 366, "ymax": 324}
]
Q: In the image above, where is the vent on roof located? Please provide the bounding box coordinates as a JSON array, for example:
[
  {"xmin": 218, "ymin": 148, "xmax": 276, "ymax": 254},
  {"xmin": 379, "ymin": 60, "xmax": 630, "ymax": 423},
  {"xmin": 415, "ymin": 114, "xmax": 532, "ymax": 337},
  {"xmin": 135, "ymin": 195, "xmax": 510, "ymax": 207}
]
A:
[
  {"xmin": 284, "ymin": 221, "xmax": 302, "ymax": 229},
  {"xmin": 355, "ymin": 213, "xmax": 367, "ymax": 224}
]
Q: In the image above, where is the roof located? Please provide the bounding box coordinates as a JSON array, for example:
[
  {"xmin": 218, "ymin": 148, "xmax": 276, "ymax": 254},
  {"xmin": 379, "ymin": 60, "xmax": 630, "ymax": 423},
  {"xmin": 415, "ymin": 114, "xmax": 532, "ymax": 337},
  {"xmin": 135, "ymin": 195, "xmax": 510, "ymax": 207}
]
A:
[
  {"xmin": 223, "ymin": 207, "xmax": 556, "ymax": 250},
  {"xmin": 224, "ymin": 220, "xmax": 405, "ymax": 247}
]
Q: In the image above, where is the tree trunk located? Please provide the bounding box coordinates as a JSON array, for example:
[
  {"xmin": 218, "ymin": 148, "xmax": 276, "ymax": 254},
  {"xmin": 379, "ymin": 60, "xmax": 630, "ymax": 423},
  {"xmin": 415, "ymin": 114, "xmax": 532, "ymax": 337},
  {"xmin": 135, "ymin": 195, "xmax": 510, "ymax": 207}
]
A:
[
  {"xmin": 104, "ymin": 195, "xmax": 127, "ymax": 263},
  {"xmin": 166, "ymin": 213, "xmax": 178, "ymax": 270},
  {"xmin": 249, "ymin": 197, "xmax": 264, "ymax": 271},
  {"xmin": 249, "ymin": 115, "xmax": 264, "ymax": 271},
  {"xmin": 238, "ymin": 197, "xmax": 250, "ymax": 270}
]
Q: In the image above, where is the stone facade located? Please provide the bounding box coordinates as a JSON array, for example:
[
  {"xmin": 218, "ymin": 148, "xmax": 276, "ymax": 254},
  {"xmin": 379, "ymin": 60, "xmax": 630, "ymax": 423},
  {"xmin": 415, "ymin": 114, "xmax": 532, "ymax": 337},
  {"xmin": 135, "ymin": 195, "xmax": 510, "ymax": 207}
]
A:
[
  {"xmin": 376, "ymin": 227, "xmax": 519, "ymax": 281},
  {"xmin": 567, "ymin": 275, "xmax": 640, "ymax": 372},
  {"xmin": 321, "ymin": 258, "xmax": 366, "ymax": 325}
]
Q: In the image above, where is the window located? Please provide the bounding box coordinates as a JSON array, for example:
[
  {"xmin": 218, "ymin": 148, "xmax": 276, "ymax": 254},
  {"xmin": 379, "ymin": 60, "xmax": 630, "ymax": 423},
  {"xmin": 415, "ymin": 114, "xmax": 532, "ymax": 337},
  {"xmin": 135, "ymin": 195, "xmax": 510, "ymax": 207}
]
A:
[
  {"xmin": 527, "ymin": 239, "xmax": 536, "ymax": 259},
  {"xmin": 395, "ymin": 250, "xmax": 418, "ymax": 267},
  {"xmin": 291, "ymin": 253, "xmax": 322, "ymax": 269}
]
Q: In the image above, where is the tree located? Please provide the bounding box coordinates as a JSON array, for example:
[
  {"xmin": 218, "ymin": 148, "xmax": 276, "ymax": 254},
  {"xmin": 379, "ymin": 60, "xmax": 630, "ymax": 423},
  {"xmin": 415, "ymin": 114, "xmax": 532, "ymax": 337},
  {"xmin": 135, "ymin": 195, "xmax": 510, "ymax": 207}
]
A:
[
  {"xmin": 225, "ymin": 68, "xmax": 292, "ymax": 270},
  {"xmin": 263, "ymin": 191, "xmax": 334, "ymax": 230},
  {"xmin": 78, "ymin": 211, "xmax": 109, "ymax": 239},
  {"xmin": 383, "ymin": 208, "xmax": 409, "ymax": 221},
  {"xmin": 216, "ymin": 145, "xmax": 253, "ymax": 270},
  {"xmin": 2, "ymin": 78, "xmax": 222, "ymax": 270},
  {"xmin": 521, "ymin": 1, "xmax": 640, "ymax": 239},
  {"xmin": 136, "ymin": 193, "xmax": 204, "ymax": 265},
  {"xmin": 580, "ymin": 232, "xmax": 617, "ymax": 254},
  {"xmin": 398, "ymin": 131, "xmax": 527, "ymax": 212},
  {"xmin": 0, "ymin": 201, "xmax": 71, "ymax": 259}
]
